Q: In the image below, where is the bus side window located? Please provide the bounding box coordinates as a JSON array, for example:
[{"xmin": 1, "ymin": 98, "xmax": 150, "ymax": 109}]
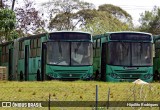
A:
[
  {"xmin": 6, "ymin": 45, "xmax": 8, "ymax": 62},
  {"xmin": 30, "ymin": 40, "xmax": 34, "ymax": 57},
  {"xmin": 19, "ymin": 42, "xmax": 21, "ymax": 59},
  {"xmin": 93, "ymin": 40, "xmax": 96, "ymax": 57},
  {"xmin": 2, "ymin": 46, "xmax": 6, "ymax": 63},
  {"xmin": 22, "ymin": 41, "xmax": 24, "ymax": 59},
  {"xmin": 37, "ymin": 38, "xmax": 41, "ymax": 47},
  {"xmin": 19, "ymin": 42, "xmax": 24, "ymax": 59},
  {"xmin": 96, "ymin": 39, "xmax": 101, "ymax": 57},
  {"xmin": 153, "ymin": 44, "xmax": 155, "ymax": 58},
  {"xmin": 37, "ymin": 38, "xmax": 41, "ymax": 56},
  {"xmin": 33, "ymin": 39, "xmax": 37, "ymax": 57},
  {"xmin": 97, "ymin": 39, "xmax": 101, "ymax": 48}
]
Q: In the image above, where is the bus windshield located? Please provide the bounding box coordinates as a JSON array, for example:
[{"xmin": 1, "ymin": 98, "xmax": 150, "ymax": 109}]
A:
[
  {"xmin": 47, "ymin": 42, "xmax": 93, "ymax": 66},
  {"xmin": 108, "ymin": 42, "xmax": 152, "ymax": 66},
  {"xmin": 71, "ymin": 42, "xmax": 93, "ymax": 65},
  {"xmin": 132, "ymin": 43, "xmax": 152, "ymax": 66},
  {"xmin": 47, "ymin": 42, "xmax": 70, "ymax": 65}
]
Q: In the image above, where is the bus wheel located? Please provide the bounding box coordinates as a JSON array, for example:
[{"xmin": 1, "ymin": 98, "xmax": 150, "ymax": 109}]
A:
[
  {"xmin": 95, "ymin": 70, "xmax": 99, "ymax": 80},
  {"xmin": 20, "ymin": 71, "xmax": 23, "ymax": 81},
  {"xmin": 154, "ymin": 70, "xmax": 159, "ymax": 81},
  {"xmin": 37, "ymin": 70, "xmax": 41, "ymax": 81}
]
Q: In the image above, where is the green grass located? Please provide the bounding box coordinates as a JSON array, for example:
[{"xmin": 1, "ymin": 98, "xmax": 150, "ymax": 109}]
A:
[{"xmin": 0, "ymin": 81, "xmax": 160, "ymax": 110}]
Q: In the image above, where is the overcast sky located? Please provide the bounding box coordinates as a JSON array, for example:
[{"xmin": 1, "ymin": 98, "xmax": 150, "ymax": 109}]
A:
[{"xmin": 32, "ymin": 0, "xmax": 160, "ymax": 26}]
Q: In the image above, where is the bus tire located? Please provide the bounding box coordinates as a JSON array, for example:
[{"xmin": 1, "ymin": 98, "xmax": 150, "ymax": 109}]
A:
[
  {"xmin": 37, "ymin": 70, "xmax": 41, "ymax": 81},
  {"xmin": 20, "ymin": 71, "xmax": 23, "ymax": 81},
  {"xmin": 95, "ymin": 70, "xmax": 99, "ymax": 80},
  {"xmin": 154, "ymin": 70, "xmax": 159, "ymax": 81}
]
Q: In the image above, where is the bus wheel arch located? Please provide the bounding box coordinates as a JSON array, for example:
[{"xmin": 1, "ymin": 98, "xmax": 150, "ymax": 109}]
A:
[
  {"xmin": 95, "ymin": 70, "xmax": 100, "ymax": 80},
  {"xmin": 154, "ymin": 70, "xmax": 159, "ymax": 81},
  {"xmin": 20, "ymin": 71, "xmax": 23, "ymax": 81}
]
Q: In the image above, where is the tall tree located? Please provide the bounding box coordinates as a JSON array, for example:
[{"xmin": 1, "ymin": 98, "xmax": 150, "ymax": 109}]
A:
[
  {"xmin": 139, "ymin": 6, "xmax": 160, "ymax": 35},
  {"xmin": 15, "ymin": 0, "xmax": 45, "ymax": 36},
  {"xmin": 0, "ymin": 9, "xmax": 17, "ymax": 42},
  {"xmin": 75, "ymin": 9, "xmax": 99, "ymax": 28},
  {"xmin": 80, "ymin": 4, "xmax": 133, "ymax": 35},
  {"xmin": 43, "ymin": 0, "xmax": 95, "ymax": 30},
  {"xmin": 43, "ymin": 1, "xmax": 133, "ymax": 33},
  {"xmin": 83, "ymin": 11, "xmax": 130, "ymax": 35},
  {"xmin": 98, "ymin": 4, "xmax": 133, "ymax": 27}
]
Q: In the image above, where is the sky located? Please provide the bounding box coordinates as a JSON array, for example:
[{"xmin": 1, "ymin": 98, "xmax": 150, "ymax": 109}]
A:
[{"xmin": 33, "ymin": 0, "xmax": 160, "ymax": 26}]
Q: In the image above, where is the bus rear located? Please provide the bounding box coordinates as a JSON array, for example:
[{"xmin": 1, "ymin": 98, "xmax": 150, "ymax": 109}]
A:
[{"xmin": 44, "ymin": 32, "xmax": 93, "ymax": 80}]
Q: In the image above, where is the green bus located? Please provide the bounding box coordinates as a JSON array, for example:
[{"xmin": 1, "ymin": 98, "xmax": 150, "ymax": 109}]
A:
[
  {"xmin": 15, "ymin": 31, "xmax": 93, "ymax": 81},
  {"xmin": 93, "ymin": 31, "xmax": 153, "ymax": 82},
  {"xmin": 0, "ymin": 41, "xmax": 14, "ymax": 80},
  {"xmin": 153, "ymin": 35, "xmax": 160, "ymax": 81}
]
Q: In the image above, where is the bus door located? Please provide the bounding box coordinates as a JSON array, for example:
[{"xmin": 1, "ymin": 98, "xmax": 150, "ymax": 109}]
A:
[
  {"xmin": 9, "ymin": 48, "xmax": 13, "ymax": 80},
  {"xmin": 41, "ymin": 43, "xmax": 47, "ymax": 81},
  {"xmin": 101, "ymin": 43, "xmax": 107, "ymax": 81},
  {"xmin": 24, "ymin": 45, "xmax": 29, "ymax": 81}
]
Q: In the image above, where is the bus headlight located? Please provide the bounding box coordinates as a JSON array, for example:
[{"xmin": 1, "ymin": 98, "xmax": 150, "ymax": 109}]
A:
[
  {"xmin": 82, "ymin": 74, "xmax": 92, "ymax": 79},
  {"xmin": 110, "ymin": 73, "xmax": 121, "ymax": 79},
  {"xmin": 144, "ymin": 74, "xmax": 153, "ymax": 79},
  {"xmin": 52, "ymin": 73, "xmax": 60, "ymax": 78}
]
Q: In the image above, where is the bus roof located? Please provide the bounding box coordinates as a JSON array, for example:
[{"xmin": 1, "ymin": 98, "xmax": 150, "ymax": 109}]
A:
[
  {"xmin": 93, "ymin": 31, "xmax": 152, "ymax": 39},
  {"xmin": 49, "ymin": 31, "xmax": 91, "ymax": 35},
  {"xmin": 105, "ymin": 31, "xmax": 152, "ymax": 36},
  {"xmin": 93, "ymin": 31, "xmax": 153, "ymax": 42},
  {"xmin": 18, "ymin": 33, "xmax": 47, "ymax": 42},
  {"xmin": 49, "ymin": 31, "xmax": 92, "ymax": 41},
  {"xmin": 18, "ymin": 31, "xmax": 92, "ymax": 42}
]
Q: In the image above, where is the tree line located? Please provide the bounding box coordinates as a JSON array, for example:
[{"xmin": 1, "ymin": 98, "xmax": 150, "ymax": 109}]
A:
[{"xmin": 0, "ymin": 0, "xmax": 160, "ymax": 42}]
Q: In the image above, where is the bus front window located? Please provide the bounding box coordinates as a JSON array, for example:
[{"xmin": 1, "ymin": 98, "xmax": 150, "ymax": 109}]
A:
[
  {"xmin": 132, "ymin": 43, "xmax": 152, "ymax": 66},
  {"xmin": 108, "ymin": 42, "xmax": 152, "ymax": 66},
  {"xmin": 47, "ymin": 42, "xmax": 70, "ymax": 65},
  {"xmin": 108, "ymin": 42, "xmax": 130, "ymax": 66},
  {"xmin": 71, "ymin": 42, "xmax": 93, "ymax": 65}
]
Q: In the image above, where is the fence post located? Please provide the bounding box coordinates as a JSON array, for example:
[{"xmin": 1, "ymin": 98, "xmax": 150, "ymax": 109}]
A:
[
  {"xmin": 48, "ymin": 93, "xmax": 51, "ymax": 110},
  {"xmin": 96, "ymin": 85, "xmax": 98, "ymax": 110}
]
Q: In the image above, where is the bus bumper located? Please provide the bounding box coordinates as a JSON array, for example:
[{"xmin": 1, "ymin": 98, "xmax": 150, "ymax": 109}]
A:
[{"xmin": 106, "ymin": 75, "xmax": 153, "ymax": 82}]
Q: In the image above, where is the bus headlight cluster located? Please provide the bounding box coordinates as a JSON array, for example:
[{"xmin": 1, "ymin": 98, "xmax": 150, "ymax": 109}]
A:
[
  {"xmin": 51, "ymin": 73, "xmax": 60, "ymax": 78},
  {"xmin": 82, "ymin": 74, "xmax": 91, "ymax": 79},
  {"xmin": 144, "ymin": 74, "xmax": 153, "ymax": 79},
  {"xmin": 110, "ymin": 73, "xmax": 121, "ymax": 79}
]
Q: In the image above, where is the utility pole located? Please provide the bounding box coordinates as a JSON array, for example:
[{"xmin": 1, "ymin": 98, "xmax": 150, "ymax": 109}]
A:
[{"xmin": 11, "ymin": 0, "xmax": 15, "ymax": 10}]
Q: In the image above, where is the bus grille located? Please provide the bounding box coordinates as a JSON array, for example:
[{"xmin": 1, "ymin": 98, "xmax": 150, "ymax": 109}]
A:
[
  {"xmin": 54, "ymin": 70, "xmax": 87, "ymax": 78},
  {"xmin": 115, "ymin": 70, "xmax": 147, "ymax": 73},
  {"xmin": 114, "ymin": 70, "xmax": 147, "ymax": 79},
  {"xmin": 119, "ymin": 74, "xmax": 141, "ymax": 79}
]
